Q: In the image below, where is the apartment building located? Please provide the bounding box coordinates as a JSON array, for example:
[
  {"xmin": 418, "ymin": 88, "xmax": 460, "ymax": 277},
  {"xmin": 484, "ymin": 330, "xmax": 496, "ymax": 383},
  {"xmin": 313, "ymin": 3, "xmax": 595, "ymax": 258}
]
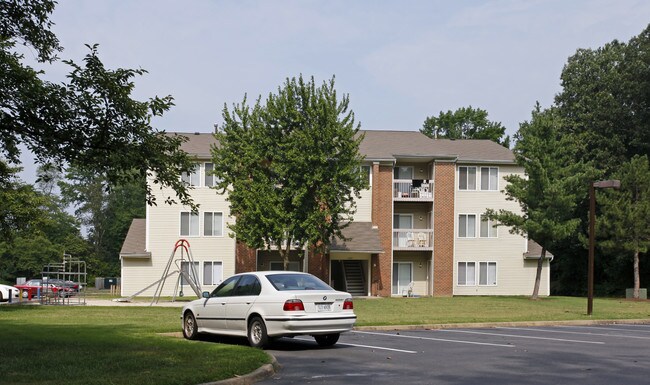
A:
[{"xmin": 120, "ymin": 130, "xmax": 550, "ymax": 297}]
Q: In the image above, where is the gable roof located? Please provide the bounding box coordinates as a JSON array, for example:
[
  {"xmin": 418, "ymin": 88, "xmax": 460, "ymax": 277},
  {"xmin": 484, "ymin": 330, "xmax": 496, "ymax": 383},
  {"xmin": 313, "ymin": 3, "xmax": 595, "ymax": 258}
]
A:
[
  {"xmin": 359, "ymin": 130, "xmax": 515, "ymax": 163},
  {"xmin": 120, "ymin": 219, "xmax": 151, "ymax": 258},
  {"xmin": 170, "ymin": 129, "xmax": 515, "ymax": 164}
]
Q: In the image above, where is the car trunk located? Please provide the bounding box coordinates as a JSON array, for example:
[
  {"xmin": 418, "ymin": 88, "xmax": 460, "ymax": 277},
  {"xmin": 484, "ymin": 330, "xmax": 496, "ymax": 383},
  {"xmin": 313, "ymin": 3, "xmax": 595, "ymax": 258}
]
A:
[{"xmin": 291, "ymin": 291, "xmax": 351, "ymax": 314}]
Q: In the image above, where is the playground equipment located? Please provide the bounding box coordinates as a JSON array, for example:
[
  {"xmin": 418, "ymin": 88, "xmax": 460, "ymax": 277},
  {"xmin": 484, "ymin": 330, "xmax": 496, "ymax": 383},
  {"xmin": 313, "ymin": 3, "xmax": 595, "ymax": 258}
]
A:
[
  {"xmin": 115, "ymin": 239, "xmax": 202, "ymax": 305},
  {"xmin": 40, "ymin": 253, "xmax": 87, "ymax": 305}
]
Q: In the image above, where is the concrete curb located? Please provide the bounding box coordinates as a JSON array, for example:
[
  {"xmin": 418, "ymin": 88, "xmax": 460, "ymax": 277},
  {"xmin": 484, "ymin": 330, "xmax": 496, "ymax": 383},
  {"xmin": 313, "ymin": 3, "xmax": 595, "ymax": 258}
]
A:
[
  {"xmin": 354, "ymin": 318, "xmax": 650, "ymax": 331},
  {"xmin": 200, "ymin": 355, "xmax": 280, "ymax": 385}
]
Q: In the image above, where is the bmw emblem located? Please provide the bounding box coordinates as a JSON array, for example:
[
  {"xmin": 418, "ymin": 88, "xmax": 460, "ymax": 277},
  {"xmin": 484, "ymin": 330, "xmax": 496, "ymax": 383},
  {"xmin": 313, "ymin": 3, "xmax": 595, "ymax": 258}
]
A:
[{"xmin": 323, "ymin": 296, "xmax": 327, "ymax": 301}]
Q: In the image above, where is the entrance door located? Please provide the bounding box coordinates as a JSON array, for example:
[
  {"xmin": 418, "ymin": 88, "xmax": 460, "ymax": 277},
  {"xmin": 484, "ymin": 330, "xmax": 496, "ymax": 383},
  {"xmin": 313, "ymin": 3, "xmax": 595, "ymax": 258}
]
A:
[
  {"xmin": 392, "ymin": 262, "xmax": 413, "ymax": 295},
  {"xmin": 394, "ymin": 214, "xmax": 413, "ymax": 247}
]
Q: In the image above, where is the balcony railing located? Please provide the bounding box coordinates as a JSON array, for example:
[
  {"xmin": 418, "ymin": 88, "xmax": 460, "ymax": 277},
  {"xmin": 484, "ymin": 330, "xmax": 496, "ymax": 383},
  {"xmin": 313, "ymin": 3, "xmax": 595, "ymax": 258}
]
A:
[
  {"xmin": 394, "ymin": 179, "xmax": 433, "ymax": 201},
  {"xmin": 393, "ymin": 229, "xmax": 433, "ymax": 250}
]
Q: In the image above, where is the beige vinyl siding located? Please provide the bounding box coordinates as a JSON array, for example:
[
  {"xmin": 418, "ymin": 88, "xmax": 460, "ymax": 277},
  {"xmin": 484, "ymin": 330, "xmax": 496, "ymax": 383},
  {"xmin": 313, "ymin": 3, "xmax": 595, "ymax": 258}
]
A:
[
  {"xmin": 453, "ymin": 164, "xmax": 550, "ymax": 296},
  {"xmin": 122, "ymin": 169, "xmax": 236, "ymax": 297},
  {"xmin": 354, "ymin": 187, "xmax": 372, "ymax": 222}
]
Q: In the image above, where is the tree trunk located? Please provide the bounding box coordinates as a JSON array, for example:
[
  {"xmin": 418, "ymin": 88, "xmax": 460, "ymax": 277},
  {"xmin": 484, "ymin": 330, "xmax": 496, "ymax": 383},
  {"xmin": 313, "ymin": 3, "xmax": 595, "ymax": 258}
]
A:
[
  {"xmin": 531, "ymin": 247, "xmax": 546, "ymax": 300},
  {"xmin": 282, "ymin": 240, "xmax": 291, "ymax": 271},
  {"xmin": 633, "ymin": 248, "xmax": 640, "ymax": 299}
]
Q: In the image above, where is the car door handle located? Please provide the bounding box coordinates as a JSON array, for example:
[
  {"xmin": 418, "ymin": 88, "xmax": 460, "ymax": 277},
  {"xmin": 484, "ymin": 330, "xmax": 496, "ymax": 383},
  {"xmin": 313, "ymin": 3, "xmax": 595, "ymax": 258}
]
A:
[{"xmin": 246, "ymin": 302, "xmax": 251, "ymax": 305}]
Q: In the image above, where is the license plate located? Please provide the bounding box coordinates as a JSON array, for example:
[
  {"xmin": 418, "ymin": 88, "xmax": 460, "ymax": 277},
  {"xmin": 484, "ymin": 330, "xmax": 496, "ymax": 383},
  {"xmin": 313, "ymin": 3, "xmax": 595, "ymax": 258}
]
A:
[{"xmin": 316, "ymin": 303, "xmax": 331, "ymax": 312}]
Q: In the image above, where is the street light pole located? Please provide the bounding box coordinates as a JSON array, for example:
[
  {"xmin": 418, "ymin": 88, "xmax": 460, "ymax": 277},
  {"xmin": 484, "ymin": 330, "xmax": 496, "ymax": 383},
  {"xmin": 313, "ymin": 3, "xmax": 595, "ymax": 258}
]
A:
[{"xmin": 588, "ymin": 179, "xmax": 621, "ymax": 316}]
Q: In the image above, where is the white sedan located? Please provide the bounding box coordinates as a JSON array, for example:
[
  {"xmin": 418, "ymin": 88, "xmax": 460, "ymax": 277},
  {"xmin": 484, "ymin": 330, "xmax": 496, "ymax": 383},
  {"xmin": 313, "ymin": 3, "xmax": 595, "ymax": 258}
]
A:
[
  {"xmin": 181, "ymin": 271, "xmax": 356, "ymax": 348},
  {"xmin": 0, "ymin": 284, "xmax": 20, "ymax": 302}
]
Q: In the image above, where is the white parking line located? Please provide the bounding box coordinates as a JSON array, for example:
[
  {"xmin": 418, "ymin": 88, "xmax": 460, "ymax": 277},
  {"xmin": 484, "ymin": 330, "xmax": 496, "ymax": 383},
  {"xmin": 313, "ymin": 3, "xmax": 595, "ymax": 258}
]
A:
[
  {"xmin": 499, "ymin": 326, "xmax": 650, "ymax": 340},
  {"xmin": 557, "ymin": 325, "xmax": 650, "ymax": 333},
  {"xmin": 353, "ymin": 330, "xmax": 514, "ymax": 348},
  {"xmin": 294, "ymin": 337, "xmax": 417, "ymax": 353},
  {"xmin": 440, "ymin": 329, "xmax": 605, "ymax": 344}
]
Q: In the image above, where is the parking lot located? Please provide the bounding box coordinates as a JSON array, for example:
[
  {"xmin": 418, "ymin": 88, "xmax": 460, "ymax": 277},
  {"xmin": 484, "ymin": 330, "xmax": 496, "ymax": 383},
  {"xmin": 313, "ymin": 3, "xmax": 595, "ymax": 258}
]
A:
[{"xmin": 261, "ymin": 324, "xmax": 650, "ymax": 384}]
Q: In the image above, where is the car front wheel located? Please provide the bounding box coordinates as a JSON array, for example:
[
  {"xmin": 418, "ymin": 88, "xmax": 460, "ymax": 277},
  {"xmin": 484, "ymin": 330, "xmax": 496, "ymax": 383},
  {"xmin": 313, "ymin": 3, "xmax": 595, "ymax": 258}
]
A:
[
  {"xmin": 183, "ymin": 312, "xmax": 198, "ymax": 340},
  {"xmin": 314, "ymin": 333, "xmax": 340, "ymax": 347},
  {"xmin": 247, "ymin": 316, "xmax": 269, "ymax": 348}
]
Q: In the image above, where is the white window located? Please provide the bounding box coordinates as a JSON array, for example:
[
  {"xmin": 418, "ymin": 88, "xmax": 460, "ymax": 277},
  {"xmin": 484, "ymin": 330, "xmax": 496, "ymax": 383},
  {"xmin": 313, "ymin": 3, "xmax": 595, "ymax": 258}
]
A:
[
  {"xmin": 479, "ymin": 262, "xmax": 497, "ymax": 286},
  {"xmin": 480, "ymin": 167, "xmax": 498, "ymax": 190},
  {"xmin": 394, "ymin": 166, "xmax": 413, "ymax": 180},
  {"xmin": 204, "ymin": 162, "xmax": 216, "ymax": 187},
  {"xmin": 180, "ymin": 212, "xmax": 199, "ymax": 236},
  {"xmin": 181, "ymin": 165, "xmax": 200, "ymax": 187},
  {"xmin": 203, "ymin": 261, "xmax": 223, "ymax": 286},
  {"xmin": 180, "ymin": 261, "xmax": 199, "ymax": 286},
  {"xmin": 203, "ymin": 212, "xmax": 223, "ymax": 236},
  {"xmin": 458, "ymin": 262, "xmax": 476, "ymax": 286},
  {"xmin": 480, "ymin": 216, "xmax": 498, "ymax": 238},
  {"xmin": 459, "ymin": 166, "xmax": 476, "ymax": 190},
  {"xmin": 458, "ymin": 214, "xmax": 476, "ymax": 238}
]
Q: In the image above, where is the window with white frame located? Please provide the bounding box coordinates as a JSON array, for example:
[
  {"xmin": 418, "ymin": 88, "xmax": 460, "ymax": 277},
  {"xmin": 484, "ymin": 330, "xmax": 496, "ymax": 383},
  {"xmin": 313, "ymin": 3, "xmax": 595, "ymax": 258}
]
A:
[
  {"xmin": 480, "ymin": 215, "xmax": 498, "ymax": 238},
  {"xmin": 180, "ymin": 212, "xmax": 199, "ymax": 236},
  {"xmin": 459, "ymin": 166, "xmax": 477, "ymax": 190},
  {"xmin": 458, "ymin": 214, "xmax": 476, "ymax": 238},
  {"xmin": 480, "ymin": 167, "xmax": 498, "ymax": 190},
  {"xmin": 204, "ymin": 162, "xmax": 216, "ymax": 187},
  {"xmin": 458, "ymin": 262, "xmax": 476, "ymax": 285},
  {"xmin": 181, "ymin": 261, "xmax": 199, "ymax": 286},
  {"xmin": 181, "ymin": 165, "xmax": 200, "ymax": 187},
  {"xmin": 203, "ymin": 261, "xmax": 223, "ymax": 286},
  {"xmin": 479, "ymin": 262, "xmax": 497, "ymax": 285},
  {"xmin": 203, "ymin": 212, "xmax": 223, "ymax": 236},
  {"xmin": 394, "ymin": 166, "xmax": 413, "ymax": 180}
]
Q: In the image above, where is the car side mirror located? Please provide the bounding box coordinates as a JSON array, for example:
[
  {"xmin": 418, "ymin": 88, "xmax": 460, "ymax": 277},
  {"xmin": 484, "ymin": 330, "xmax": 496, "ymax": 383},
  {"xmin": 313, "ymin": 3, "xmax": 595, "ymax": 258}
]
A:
[{"xmin": 202, "ymin": 291, "xmax": 210, "ymax": 298}]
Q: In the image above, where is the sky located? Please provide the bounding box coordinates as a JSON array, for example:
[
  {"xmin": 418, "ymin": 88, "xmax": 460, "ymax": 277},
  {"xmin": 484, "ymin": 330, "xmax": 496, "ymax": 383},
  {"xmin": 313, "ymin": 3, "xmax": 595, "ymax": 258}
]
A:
[{"xmin": 17, "ymin": 0, "xmax": 650, "ymax": 181}]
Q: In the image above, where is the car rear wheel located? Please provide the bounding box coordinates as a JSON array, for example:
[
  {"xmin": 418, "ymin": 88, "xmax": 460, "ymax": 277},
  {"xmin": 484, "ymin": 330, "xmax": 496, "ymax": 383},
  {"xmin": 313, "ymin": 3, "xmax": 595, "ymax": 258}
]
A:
[
  {"xmin": 247, "ymin": 316, "xmax": 269, "ymax": 348},
  {"xmin": 183, "ymin": 312, "xmax": 198, "ymax": 340},
  {"xmin": 314, "ymin": 333, "xmax": 340, "ymax": 347}
]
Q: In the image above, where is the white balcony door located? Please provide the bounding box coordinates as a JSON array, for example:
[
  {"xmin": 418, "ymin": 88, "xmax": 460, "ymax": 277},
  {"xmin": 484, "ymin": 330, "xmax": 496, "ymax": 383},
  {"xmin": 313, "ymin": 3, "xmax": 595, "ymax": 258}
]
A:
[
  {"xmin": 394, "ymin": 214, "xmax": 413, "ymax": 247},
  {"xmin": 392, "ymin": 262, "xmax": 413, "ymax": 295}
]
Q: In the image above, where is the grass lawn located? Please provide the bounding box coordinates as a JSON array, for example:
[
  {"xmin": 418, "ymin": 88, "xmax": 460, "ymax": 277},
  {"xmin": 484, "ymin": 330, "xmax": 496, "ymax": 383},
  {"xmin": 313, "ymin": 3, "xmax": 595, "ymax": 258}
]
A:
[
  {"xmin": 354, "ymin": 296, "xmax": 650, "ymax": 326},
  {"xmin": 1, "ymin": 296, "xmax": 647, "ymax": 385},
  {"xmin": 0, "ymin": 306, "xmax": 269, "ymax": 385}
]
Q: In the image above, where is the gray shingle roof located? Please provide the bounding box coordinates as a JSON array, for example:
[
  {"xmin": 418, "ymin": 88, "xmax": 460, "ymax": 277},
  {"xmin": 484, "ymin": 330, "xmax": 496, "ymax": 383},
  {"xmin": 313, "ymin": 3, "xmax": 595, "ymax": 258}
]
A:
[
  {"xmin": 171, "ymin": 129, "xmax": 515, "ymax": 163},
  {"xmin": 523, "ymin": 240, "xmax": 554, "ymax": 259},
  {"xmin": 330, "ymin": 222, "xmax": 383, "ymax": 253},
  {"xmin": 358, "ymin": 130, "xmax": 515, "ymax": 163},
  {"xmin": 120, "ymin": 219, "xmax": 151, "ymax": 257}
]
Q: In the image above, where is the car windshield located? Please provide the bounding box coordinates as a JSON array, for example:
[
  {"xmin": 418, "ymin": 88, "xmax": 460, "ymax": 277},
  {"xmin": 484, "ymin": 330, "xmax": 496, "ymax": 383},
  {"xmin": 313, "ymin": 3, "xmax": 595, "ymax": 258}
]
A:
[{"xmin": 266, "ymin": 274, "xmax": 332, "ymax": 291}]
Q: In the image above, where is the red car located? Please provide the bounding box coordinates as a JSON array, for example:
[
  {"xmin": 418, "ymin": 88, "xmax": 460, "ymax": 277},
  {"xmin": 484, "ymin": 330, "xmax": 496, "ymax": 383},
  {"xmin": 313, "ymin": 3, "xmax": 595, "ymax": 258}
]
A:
[{"xmin": 14, "ymin": 279, "xmax": 73, "ymax": 298}]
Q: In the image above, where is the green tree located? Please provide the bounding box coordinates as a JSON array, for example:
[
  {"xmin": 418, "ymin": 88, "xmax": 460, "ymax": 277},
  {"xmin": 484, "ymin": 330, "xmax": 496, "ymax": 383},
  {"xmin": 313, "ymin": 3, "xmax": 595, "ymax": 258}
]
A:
[
  {"xmin": 212, "ymin": 75, "xmax": 367, "ymax": 270},
  {"xmin": 598, "ymin": 155, "xmax": 650, "ymax": 299},
  {"xmin": 420, "ymin": 106, "xmax": 510, "ymax": 147},
  {"xmin": 485, "ymin": 105, "xmax": 588, "ymax": 299},
  {"xmin": 59, "ymin": 167, "xmax": 146, "ymax": 276},
  {"xmin": 0, "ymin": 0, "xmax": 196, "ymax": 243},
  {"xmin": 555, "ymin": 24, "xmax": 650, "ymax": 172}
]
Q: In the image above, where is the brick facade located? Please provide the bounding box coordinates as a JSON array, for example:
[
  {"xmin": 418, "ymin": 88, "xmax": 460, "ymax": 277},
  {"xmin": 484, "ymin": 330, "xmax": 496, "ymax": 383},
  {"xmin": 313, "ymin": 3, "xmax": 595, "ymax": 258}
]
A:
[
  {"xmin": 308, "ymin": 248, "xmax": 329, "ymax": 281},
  {"xmin": 235, "ymin": 241, "xmax": 256, "ymax": 273},
  {"xmin": 372, "ymin": 163, "xmax": 393, "ymax": 296},
  {"xmin": 433, "ymin": 161, "xmax": 455, "ymax": 296}
]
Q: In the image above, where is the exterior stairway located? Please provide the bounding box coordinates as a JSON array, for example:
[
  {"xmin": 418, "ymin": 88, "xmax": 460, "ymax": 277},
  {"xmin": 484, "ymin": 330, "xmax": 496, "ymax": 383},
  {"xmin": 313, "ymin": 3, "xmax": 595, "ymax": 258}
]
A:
[{"xmin": 342, "ymin": 260, "xmax": 366, "ymax": 297}]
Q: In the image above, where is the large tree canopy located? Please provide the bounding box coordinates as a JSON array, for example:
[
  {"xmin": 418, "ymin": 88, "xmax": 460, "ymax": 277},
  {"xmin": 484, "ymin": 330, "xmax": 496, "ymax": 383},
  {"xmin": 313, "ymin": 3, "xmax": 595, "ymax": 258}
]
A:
[
  {"xmin": 0, "ymin": 0, "xmax": 196, "ymax": 226},
  {"xmin": 420, "ymin": 106, "xmax": 510, "ymax": 147},
  {"xmin": 212, "ymin": 75, "xmax": 367, "ymax": 269}
]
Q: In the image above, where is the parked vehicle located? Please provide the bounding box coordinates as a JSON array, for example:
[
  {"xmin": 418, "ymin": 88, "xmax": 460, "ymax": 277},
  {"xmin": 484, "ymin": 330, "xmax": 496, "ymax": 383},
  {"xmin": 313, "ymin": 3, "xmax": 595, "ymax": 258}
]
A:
[
  {"xmin": 14, "ymin": 279, "xmax": 74, "ymax": 298},
  {"xmin": 0, "ymin": 284, "xmax": 20, "ymax": 302},
  {"xmin": 181, "ymin": 271, "xmax": 356, "ymax": 348},
  {"xmin": 44, "ymin": 279, "xmax": 80, "ymax": 292}
]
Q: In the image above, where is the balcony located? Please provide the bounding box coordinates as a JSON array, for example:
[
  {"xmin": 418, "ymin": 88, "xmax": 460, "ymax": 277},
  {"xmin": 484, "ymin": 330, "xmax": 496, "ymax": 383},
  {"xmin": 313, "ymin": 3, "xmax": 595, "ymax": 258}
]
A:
[
  {"xmin": 393, "ymin": 229, "xmax": 433, "ymax": 250},
  {"xmin": 394, "ymin": 179, "xmax": 433, "ymax": 201}
]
